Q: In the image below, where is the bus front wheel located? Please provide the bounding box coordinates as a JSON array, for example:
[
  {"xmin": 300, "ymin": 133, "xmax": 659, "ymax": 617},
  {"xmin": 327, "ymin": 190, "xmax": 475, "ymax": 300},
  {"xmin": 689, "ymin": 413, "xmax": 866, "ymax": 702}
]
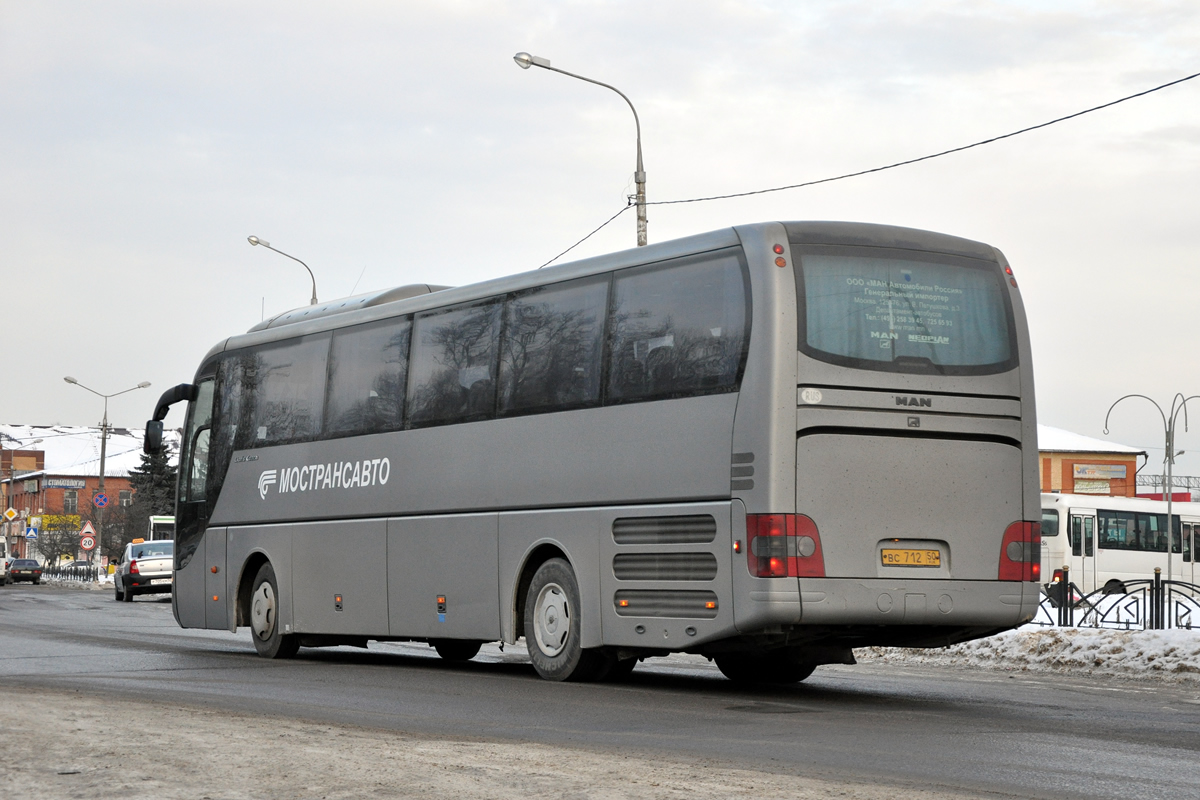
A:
[
  {"xmin": 524, "ymin": 558, "xmax": 606, "ymax": 681},
  {"xmin": 250, "ymin": 563, "xmax": 299, "ymax": 659}
]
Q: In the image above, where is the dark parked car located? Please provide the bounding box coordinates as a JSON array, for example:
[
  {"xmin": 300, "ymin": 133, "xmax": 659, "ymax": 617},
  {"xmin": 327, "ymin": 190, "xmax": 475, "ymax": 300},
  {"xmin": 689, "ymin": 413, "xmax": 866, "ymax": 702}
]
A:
[{"xmin": 8, "ymin": 559, "xmax": 43, "ymax": 584}]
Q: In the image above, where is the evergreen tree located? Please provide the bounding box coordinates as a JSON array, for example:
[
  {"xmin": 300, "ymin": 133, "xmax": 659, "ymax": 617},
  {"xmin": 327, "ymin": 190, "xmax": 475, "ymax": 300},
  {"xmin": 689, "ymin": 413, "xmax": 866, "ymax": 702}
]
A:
[{"xmin": 119, "ymin": 448, "xmax": 178, "ymax": 560}]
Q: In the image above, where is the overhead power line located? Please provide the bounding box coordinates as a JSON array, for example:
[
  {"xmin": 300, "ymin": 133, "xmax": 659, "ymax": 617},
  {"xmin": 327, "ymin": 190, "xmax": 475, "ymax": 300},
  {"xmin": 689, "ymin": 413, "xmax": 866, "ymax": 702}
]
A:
[{"xmin": 540, "ymin": 69, "xmax": 1200, "ymax": 266}]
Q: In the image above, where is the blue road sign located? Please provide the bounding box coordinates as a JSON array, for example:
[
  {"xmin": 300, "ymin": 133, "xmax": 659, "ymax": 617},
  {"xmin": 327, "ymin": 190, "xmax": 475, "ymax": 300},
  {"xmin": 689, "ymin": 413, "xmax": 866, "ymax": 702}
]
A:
[
  {"xmin": 93, "ymin": 493, "xmax": 108, "ymax": 508},
  {"xmin": 25, "ymin": 527, "xmax": 37, "ymax": 540}
]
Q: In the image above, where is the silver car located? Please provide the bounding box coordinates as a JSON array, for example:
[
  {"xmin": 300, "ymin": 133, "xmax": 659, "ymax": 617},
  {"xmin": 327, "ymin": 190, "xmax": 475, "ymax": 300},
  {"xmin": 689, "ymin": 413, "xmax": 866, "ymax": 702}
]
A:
[{"xmin": 113, "ymin": 539, "xmax": 174, "ymax": 602}]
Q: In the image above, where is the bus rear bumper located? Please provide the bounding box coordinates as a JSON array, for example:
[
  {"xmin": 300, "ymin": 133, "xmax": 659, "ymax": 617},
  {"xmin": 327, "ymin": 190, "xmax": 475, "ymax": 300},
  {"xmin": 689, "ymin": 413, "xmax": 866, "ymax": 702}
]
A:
[{"xmin": 797, "ymin": 578, "xmax": 1039, "ymax": 628}]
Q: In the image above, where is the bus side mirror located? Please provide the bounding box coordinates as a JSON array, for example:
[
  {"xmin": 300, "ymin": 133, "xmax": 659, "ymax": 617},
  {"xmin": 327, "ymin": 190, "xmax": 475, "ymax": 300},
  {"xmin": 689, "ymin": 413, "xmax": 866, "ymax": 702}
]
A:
[
  {"xmin": 144, "ymin": 382, "xmax": 198, "ymax": 455},
  {"xmin": 144, "ymin": 420, "xmax": 164, "ymax": 455}
]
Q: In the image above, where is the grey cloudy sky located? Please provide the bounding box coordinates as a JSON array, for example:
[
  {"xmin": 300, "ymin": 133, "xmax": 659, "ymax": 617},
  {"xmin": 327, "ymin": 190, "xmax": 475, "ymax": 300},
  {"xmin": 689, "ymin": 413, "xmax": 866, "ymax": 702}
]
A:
[{"xmin": 2, "ymin": 1, "xmax": 1198, "ymax": 475}]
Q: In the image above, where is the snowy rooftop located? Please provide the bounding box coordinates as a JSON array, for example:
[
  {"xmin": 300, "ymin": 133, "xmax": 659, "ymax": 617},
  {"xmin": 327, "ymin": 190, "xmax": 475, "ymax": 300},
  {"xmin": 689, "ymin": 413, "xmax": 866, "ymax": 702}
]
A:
[
  {"xmin": 1, "ymin": 424, "xmax": 179, "ymax": 481},
  {"xmin": 1037, "ymin": 423, "xmax": 1145, "ymax": 456}
]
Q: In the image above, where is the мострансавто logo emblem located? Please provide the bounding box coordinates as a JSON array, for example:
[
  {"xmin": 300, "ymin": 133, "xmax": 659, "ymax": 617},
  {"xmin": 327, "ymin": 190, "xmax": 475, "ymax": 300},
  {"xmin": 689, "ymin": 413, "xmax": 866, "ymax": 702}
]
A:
[
  {"xmin": 257, "ymin": 458, "xmax": 390, "ymax": 499},
  {"xmin": 257, "ymin": 470, "xmax": 278, "ymax": 499}
]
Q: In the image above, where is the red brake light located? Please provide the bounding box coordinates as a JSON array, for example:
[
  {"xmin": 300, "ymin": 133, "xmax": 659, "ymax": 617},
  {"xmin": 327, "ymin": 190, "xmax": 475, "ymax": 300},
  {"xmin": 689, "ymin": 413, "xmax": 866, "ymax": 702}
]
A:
[
  {"xmin": 130, "ymin": 560, "xmax": 139, "ymax": 574},
  {"xmin": 999, "ymin": 521, "xmax": 1040, "ymax": 581},
  {"xmin": 746, "ymin": 514, "xmax": 825, "ymax": 578},
  {"xmin": 773, "ymin": 244, "xmax": 784, "ymax": 254}
]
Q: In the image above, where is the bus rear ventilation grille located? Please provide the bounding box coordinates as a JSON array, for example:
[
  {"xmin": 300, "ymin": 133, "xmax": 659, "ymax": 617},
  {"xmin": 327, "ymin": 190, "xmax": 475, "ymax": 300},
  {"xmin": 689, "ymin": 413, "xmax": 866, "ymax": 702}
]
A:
[
  {"xmin": 614, "ymin": 590, "xmax": 719, "ymax": 619},
  {"xmin": 613, "ymin": 553, "xmax": 718, "ymax": 581},
  {"xmin": 612, "ymin": 515, "xmax": 717, "ymax": 545}
]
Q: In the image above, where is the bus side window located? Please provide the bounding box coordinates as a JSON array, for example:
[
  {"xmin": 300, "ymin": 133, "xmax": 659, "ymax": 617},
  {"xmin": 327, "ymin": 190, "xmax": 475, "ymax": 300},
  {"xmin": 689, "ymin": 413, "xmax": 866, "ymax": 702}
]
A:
[
  {"xmin": 1071, "ymin": 516, "xmax": 1082, "ymax": 557},
  {"xmin": 607, "ymin": 251, "xmax": 747, "ymax": 403},
  {"xmin": 246, "ymin": 334, "xmax": 330, "ymax": 445},
  {"xmin": 326, "ymin": 317, "xmax": 412, "ymax": 436},
  {"xmin": 1083, "ymin": 517, "xmax": 1094, "ymax": 557},
  {"xmin": 408, "ymin": 300, "xmax": 502, "ymax": 427},
  {"xmin": 498, "ymin": 277, "xmax": 607, "ymax": 416}
]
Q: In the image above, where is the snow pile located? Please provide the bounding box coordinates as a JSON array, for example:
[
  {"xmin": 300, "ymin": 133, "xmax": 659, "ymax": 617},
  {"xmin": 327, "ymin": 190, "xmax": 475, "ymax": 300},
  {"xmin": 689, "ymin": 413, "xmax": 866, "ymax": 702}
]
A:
[{"xmin": 858, "ymin": 626, "xmax": 1200, "ymax": 682}]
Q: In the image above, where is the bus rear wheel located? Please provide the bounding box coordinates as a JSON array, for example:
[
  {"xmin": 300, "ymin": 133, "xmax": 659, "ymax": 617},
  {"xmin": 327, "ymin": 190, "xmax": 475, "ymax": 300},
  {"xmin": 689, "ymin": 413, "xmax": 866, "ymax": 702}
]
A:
[
  {"xmin": 524, "ymin": 558, "xmax": 606, "ymax": 681},
  {"xmin": 250, "ymin": 563, "xmax": 299, "ymax": 659},
  {"xmin": 715, "ymin": 653, "xmax": 816, "ymax": 685},
  {"xmin": 431, "ymin": 639, "xmax": 482, "ymax": 662}
]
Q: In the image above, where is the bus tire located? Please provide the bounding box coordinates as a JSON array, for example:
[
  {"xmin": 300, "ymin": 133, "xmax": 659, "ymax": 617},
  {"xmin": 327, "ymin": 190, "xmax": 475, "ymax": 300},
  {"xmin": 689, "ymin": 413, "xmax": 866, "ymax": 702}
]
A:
[
  {"xmin": 715, "ymin": 653, "xmax": 816, "ymax": 685},
  {"xmin": 250, "ymin": 563, "xmax": 299, "ymax": 659},
  {"xmin": 524, "ymin": 558, "xmax": 605, "ymax": 682},
  {"xmin": 431, "ymin": 639, "xmax": 482, "ymax": 662},
  {"xmin": 1102, "ymin": 580, "xmax": 1127, "ymax": 596}
]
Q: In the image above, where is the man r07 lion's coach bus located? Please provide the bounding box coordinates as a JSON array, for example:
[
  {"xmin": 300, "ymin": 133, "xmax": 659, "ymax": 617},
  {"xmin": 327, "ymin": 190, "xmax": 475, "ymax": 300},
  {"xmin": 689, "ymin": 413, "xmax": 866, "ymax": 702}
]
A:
[{"xmin": 144, "ymin": 220, "xmax": 1041, "ymax": 683}]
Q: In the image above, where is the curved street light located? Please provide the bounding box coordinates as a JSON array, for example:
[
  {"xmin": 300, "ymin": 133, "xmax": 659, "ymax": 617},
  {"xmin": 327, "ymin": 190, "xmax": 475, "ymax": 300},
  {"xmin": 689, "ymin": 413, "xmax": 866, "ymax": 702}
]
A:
[
  {"xmin": 1104, "ymin": 392, "xmax": 1200, "ymax": 582},
  {"xmin": 513, "ymin": 52, "xmax": 648, "ymax": 247},
  {"xmin": 248, "ymin": 236, "xmax": 319, "ymax": 305},
  {"xmin": 63, "ymin": 378, "xmax": 152, "ymax": 561}
]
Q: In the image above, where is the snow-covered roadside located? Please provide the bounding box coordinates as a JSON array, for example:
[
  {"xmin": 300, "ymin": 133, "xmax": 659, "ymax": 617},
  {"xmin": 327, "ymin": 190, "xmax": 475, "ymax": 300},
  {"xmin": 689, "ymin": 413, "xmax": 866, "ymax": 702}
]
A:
[
  {"xmin": 857, "ymin": 626, "xmax": 1200, "ymax": 683},
  {"xmin": 39, "ymin": 576, "xmax": 110, "ymax": 590}
]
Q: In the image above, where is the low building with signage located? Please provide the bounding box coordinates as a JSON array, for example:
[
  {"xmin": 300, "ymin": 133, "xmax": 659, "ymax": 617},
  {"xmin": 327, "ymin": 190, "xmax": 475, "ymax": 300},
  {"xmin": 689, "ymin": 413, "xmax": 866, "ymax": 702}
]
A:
[
  {"xmin": 1037, "ymin": 424, "xmax": 1145, "ymax": 497},
  {"xmin": 1, "ymin": 424, "xmax": 178, "ymax": 561}
]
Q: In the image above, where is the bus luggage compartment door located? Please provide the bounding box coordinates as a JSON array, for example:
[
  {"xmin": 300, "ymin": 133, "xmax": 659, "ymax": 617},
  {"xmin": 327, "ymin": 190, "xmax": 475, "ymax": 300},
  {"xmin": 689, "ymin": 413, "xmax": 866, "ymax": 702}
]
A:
[{"xmin": 796, "ymin": 432, "xmax": 1023, "ymax": 581}]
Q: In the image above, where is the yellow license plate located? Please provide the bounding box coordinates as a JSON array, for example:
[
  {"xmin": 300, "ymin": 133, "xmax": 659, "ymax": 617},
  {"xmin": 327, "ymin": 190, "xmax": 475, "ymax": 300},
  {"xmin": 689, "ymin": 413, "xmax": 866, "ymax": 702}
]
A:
[{"xmin": 881, "ymin": 548, "xmax": 941, "ymax": 567}]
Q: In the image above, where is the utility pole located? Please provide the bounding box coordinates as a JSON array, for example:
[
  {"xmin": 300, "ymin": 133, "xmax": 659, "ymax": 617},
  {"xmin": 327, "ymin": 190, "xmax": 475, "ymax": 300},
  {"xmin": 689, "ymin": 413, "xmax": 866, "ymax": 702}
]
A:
[{"xmin": 63, "ymin": 378, "xmax": 151, "ymax": 564}]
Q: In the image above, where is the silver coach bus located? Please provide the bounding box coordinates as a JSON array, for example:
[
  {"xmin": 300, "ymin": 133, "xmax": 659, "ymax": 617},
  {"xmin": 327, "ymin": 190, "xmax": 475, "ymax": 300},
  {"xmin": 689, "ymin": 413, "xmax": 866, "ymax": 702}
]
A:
[{"xmin": 144, "ymin": 221, "xmax": 1041, "ymax": 683}]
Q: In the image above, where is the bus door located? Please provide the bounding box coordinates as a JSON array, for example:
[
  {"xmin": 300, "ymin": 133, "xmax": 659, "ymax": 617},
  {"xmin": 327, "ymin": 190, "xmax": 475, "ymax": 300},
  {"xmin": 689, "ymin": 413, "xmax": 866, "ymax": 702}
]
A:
[{"xmin": 1069, "ymin": 510, "xmax": 1097, "ymax": 594}]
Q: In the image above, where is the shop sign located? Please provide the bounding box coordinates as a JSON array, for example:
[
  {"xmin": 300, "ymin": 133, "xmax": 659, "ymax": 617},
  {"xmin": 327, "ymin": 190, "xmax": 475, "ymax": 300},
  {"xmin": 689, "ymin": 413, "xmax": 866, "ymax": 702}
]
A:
[
  {"xmin": 45, "ymin": 478, "xmax": 86, "ymax": 490},
  {"xmin": 1073, "ymin": 464, "xmax": 1127, "ymax": 480}
]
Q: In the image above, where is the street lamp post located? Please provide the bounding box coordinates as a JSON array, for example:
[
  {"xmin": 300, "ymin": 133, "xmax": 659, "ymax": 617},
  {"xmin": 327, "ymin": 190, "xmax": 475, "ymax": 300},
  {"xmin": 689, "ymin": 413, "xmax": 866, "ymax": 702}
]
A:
[
  {"xmin": 63, "ymin": 378, "xmax": 152, "ymax": 563},
  {"xmin": 1104, "ymin": 392, "xmax": 1199, "ymax": 583},
  {"xmin": 1, "ymin": 436, "xmax": 43, "ymax": 558},
  {"xmin": 513, "ymin": 52, "xmax": 648, "ymax": 247},
  {"xmin": 247, "ymin": 236, "xmax": 319, "ymax": 305}
]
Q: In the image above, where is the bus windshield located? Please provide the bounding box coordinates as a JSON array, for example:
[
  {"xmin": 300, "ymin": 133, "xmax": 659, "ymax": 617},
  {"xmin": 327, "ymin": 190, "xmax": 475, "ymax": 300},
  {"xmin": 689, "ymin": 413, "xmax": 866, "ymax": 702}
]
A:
[{"xmin": 796, "ymin": 249, "xmax": 1013, "ymax": 374}]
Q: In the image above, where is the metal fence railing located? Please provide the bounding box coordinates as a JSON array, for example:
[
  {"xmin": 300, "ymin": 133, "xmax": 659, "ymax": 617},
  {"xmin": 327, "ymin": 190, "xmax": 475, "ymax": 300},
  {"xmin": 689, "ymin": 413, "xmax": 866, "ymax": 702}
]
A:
[
  {"xmin": 41, "ymin": 564, "xmax": 101, "ymax": 583},
  {"xmin": 1032, "ymin": 567, "xmax": 1200, "ymax": 630}
]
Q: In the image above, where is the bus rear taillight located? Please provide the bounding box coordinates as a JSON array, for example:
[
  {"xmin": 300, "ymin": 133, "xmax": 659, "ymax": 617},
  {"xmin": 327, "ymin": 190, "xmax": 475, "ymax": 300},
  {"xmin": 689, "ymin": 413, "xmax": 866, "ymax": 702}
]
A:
[
  {"xmin": 746, "ymin": 514, "xmax": 825, "ymax": 578},
  {"xmin": 998, "ymin": 521, "xmax": 1041, "ymax": 581}
]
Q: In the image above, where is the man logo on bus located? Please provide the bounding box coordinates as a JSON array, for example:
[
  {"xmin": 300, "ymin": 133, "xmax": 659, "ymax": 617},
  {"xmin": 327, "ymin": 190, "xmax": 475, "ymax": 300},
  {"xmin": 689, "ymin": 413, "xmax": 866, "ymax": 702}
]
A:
[
  {"xmin": 896, "ymin": 396, "xmax": 933, "ymax": 408},
  {"xmin": 258, "ymin": 470, "xmax": 278, "ymax": 499}
]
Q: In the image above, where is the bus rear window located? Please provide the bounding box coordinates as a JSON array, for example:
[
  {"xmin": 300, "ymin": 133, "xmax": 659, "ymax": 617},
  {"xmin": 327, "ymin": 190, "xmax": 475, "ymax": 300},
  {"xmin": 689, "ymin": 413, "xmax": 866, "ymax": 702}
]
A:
[{"xmin": 795, "ymin": 249, "xmax": 1015, "ymax": 374}]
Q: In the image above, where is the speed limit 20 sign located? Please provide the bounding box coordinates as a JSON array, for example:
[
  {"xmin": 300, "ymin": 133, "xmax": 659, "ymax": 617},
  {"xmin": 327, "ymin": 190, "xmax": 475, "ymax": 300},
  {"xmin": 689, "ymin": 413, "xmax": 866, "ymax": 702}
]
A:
[{"xmin": 80, "ymin": 535, "xmax": 97, "ymax": 551}]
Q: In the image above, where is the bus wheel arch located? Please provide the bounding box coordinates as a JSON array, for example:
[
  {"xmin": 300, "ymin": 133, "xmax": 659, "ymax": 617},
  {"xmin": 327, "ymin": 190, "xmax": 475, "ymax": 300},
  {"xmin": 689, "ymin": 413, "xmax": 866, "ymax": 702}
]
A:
[
  {"xmin": 513, "ymin": 543, "xmax": 570, "ymax": 643},
  {"xmin": 235, "ymin": 552, "xmax": 271, "ymax": 628}
]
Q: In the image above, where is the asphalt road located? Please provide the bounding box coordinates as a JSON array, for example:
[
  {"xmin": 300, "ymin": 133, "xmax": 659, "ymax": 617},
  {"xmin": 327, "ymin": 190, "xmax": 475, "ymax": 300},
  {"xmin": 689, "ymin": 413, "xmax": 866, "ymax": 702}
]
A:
[{"xmin": 3, "ymin": 584, "xmax": 1199, "ymax": 799}]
